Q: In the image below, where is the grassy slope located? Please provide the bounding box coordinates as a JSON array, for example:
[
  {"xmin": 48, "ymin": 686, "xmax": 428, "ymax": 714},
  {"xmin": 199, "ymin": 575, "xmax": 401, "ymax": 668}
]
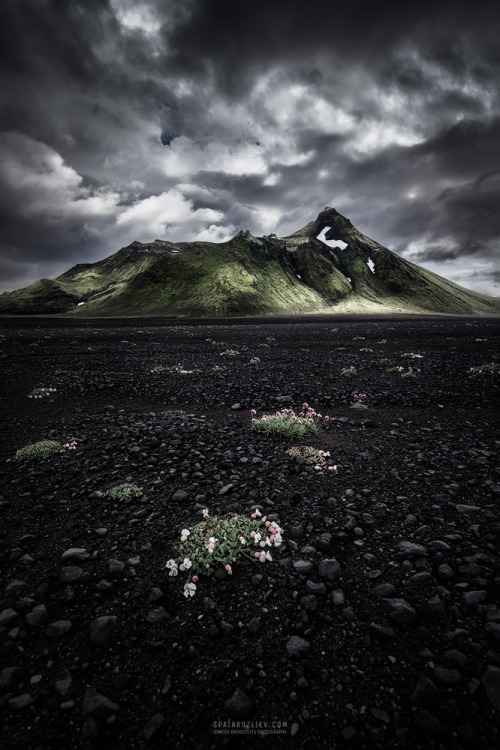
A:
[{"xmin": 72, "ymin": 237, "xmax": 327, "ymax": 317}]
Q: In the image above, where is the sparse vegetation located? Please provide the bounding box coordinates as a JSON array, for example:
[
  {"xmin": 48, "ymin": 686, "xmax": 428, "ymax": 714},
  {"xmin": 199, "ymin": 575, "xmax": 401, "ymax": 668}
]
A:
[
  {"xmin": 469, "ymin": 362, "xmax": 500, "ymax": 375},
  {"xmin": 251, "ymin": 404, "xmax": 330, "ymax": 439},
  {"xmin": 105, "ymin": 483, "xmax": 143, "ymax": 501},
  {"xmin": 11, "ymin": 440, "xmax": 63, "ymax": 462},
  {"xmin": 28, "ymin": 387, "xmax": 57, "ymax": 398},
  {"xmin": 166, "ymin": 509, "xmax": 283, "ymax": 598}
]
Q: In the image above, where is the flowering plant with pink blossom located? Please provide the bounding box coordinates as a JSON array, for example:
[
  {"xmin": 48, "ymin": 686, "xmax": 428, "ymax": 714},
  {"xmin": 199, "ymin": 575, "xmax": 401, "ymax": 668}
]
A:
[
  {"xmin": 165, "ymin": 509, "xmax": 283, "ymax": 598},
  {"xmin": 286, "ymin": 445, "xmax": 337, "ymax": 472},
  {"xmin": 250, "ymin": 403, "xmax": 330, "ymax": 439},
  {"xmin": 351, "ymin": 393, "xmax": 368, "ymax": 410}
]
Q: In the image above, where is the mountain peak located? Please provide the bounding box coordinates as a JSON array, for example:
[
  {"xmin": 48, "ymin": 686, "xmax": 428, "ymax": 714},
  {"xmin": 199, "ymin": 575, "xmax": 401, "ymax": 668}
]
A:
[{"xmin": 1, "ymin": 208, "xmax": 499, "ymax": 317}]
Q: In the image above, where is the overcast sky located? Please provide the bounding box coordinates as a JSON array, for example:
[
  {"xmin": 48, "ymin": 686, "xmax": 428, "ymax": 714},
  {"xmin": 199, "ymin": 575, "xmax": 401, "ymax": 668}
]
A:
[{"xmin": 1, "ymin": 0, "xmax": 499, "ymax": 296}]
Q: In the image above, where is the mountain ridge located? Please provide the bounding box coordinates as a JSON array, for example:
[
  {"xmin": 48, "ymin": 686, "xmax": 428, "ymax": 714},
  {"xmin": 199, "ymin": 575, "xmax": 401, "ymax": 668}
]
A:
[{"xmin": 1, "ymin": 207, "xmax": 499, "ymax": 317}]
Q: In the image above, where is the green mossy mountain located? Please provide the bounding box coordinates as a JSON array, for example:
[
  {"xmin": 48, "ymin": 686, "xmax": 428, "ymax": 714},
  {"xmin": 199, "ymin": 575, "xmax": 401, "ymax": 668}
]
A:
[{"xmin": 1, "ymin": 208, "xmax": 499, "ymax": 317}]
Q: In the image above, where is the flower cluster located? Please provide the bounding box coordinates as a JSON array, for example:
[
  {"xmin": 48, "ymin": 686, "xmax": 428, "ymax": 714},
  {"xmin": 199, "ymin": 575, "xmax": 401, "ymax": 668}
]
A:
[
  {"xmin": 28, "ymin": 387, "xmax": 56, "ymax": 399},
  {"xmin": 351, "ymin": 393, "xmax": 368, "ymax": 410},
  {"xmin": 469, "ymin": 363, "xmax": 500, "ymax": 375},
  {"xmin": 286, "ymin": 445, "xmax": 337, "ymax": 472},
  {"xmin": 251, "ymin": 403, "xmax": 330, "ymax": 439},
  {"xmin": 166, "ymin": 509, "xmax": 283, "ymax": 598},
  {"xmin": 63, "ymin": 440, "xmax": 77, "ymax": 450}
]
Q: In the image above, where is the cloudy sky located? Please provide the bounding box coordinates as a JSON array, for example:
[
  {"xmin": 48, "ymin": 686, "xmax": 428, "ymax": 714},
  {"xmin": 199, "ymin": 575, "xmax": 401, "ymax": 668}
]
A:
[{"xmin": 1, "ymin": 0, "xmax": 499, "ymax": 296}]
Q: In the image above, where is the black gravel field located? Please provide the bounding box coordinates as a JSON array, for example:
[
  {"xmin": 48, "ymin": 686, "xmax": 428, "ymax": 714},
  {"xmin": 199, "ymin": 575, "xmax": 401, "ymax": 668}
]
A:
[{"xmin": 0, "ymin": 316, "xmax": 499, "ymax": 750}]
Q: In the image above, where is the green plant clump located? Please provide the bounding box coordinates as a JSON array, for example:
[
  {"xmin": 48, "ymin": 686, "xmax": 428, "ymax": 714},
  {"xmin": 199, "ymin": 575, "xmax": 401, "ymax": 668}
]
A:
[
  {"xmin": 166, "ymin": 509, "xmax": 283, "ymax": 598},
  {"xmin": 105, "ymin": 483, "xmax": 143, "ymax": 501},
  {"xmin": 251, "ymin": 404, "xmax": 330, "ymax": 439},
  {"xmin": 286, "ymin": 445, "xmax": 332, "ymax": 469},
  {"xmin": 13, "ymin": 440, "xmax": 63, "ymax": 462},
  {"xmin": 469, "ymin": 363, "xmax": 500, "ymax": 375}
]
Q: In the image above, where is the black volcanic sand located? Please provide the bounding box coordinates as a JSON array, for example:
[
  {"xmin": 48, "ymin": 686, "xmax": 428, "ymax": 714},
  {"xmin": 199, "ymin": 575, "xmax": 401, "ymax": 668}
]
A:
[{"xmin": 0, "ymin": 316, "xmax": 499, "ymax": 750}]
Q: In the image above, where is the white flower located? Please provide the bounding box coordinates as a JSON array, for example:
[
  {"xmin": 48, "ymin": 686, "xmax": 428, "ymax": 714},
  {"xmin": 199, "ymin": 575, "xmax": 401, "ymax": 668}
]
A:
[
  {"xmin": 202, "ymin": 508, "xmax": 209, "ymax": 518},
  {"xmin": 179, "ymin": 557, "xmax": 192, "ymax": 571},
  {"xmin": 166, "ymin": 559, "xmax": 179, "ymax": 576},
  {"xmin": 183, "ymin": 582, "xmax": 196, "ymax": 598},
  {"xmin": 253, "ymin": 532, "xmax": 262, "ymax": 544},
  {"xmin": 181, "ymin": 528, "xmax": 190, "ymax": 542},
  {"xmin": 239, "ymin": 536, "xmax": 246, "ymax": 544}
]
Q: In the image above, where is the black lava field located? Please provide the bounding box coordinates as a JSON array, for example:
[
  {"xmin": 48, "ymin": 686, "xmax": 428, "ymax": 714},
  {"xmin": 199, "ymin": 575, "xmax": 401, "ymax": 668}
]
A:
[{"xmin": 0, "ymin": 315, "xmax": 499, "ymax": 750}]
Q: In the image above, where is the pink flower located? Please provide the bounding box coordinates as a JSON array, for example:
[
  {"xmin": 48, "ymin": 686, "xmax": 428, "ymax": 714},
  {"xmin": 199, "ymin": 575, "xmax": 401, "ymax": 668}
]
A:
[
  {"xmin": 192, "ymin": 575, "xmax": 198, "ymax": 582},
  {"xmin": 202, "ymin": 508, "xmax": 209, "ymax": 518},
  {"xmin": 239, "ymin": 536, "xmax": 246, "ymax": 544}
]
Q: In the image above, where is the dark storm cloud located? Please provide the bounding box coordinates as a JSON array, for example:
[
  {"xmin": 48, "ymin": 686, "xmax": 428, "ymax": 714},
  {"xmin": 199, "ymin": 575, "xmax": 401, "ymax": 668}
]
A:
[{"xmin": 0, "ymin": 0, "xmax": 499, "ymax": 294}]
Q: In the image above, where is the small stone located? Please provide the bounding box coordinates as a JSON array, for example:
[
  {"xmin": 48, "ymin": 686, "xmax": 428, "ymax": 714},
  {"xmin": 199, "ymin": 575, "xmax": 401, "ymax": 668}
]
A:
[
  {"xmin": 372, "ymin": 583, "xmax": 397, "ymax": 598},
  {"xmin": 46, "ymin": 620, "xmax": 72, "ymax": 638},
  {"xmin": 370, "ymin": 623, "xmax": 396, "ymax": 639},
  {"xmin": 0, "ymin": 666, "xmax": 26, "ymax": 692},
  {"xmin": 81, "ymin": 687, "xmax": 119, "ymax": 717},
  {"xmin": 108, "ymin": 559, "xmax": 125, "ymax": 574},
  {"xmin": 331, "ymin": 589, "xmax": 345, "ymax": 606},
  {"xmin": 318, "ymin": 558, "xmax": 341, "ymax": 582},
  {"xmin": 413, "ymin": 675, "xmax": 438, "ymax": 705},
  {"xmin": 60, "ymin": 566, "xmax": 84, "ymax": 583},
  {"xmin": 293, "ymin": 560, "xmax": 313, "ymax": 575},
  {"xmin": 463, "ymin": 590, "xmax": 487, "ymax": 607},
  {"xmin": 306, "ymin": 580, "xmax": 326, "ymax": 595},
  {"xmin": 8, "ymin": 693, "xmax": 36, "ymax": 709},
  {"xmin": 398, "ymin": 541, "xmax": 428, "ymax": 557},
  {"xmin": 371, "ymin": 708, "xmax": 390, "ymax": 724},
  {"xmin": 437, "ymin": 564, "xmax": 454, "ymax": 580},
  {"xmin": 172, "ymin": 489, "xmax": 189, "ymax": 502},
  {"xmin": 81, "ymin": 718, "xmax": 99, "ymax": 742},
  {"xmin": 224, "ymin": 688, "xmax": 253, "ymax": 718},
  {"xmin": 25, "ymin": 604, "xmax": 48, "ymax": 627},
  {"xmin": 286, "ymin": 636, "xmax": 311, "ymax": 656},
  {"xmin": 149, "ymin": 588, "xmax": 163, "ymax": 603},
  {"xmin": 146, "ymin": 608, "xmax": 169, "ymax": 624},
  {"xmin": 89, "ymin": 615, "xmax": 117, "ymax": 645},
  {"xmin": 54, "ymin": 670, "xmax": 72, "ymax": 697},
  {"xmin": 4, "ymin": 580, "xmax": 29, "ymax": 597},
  {"xmin": 0, "ymin": 608, "xmax": 18, "ymax": 626},
  {"xmin": 482, "ymin": 666, "xmax": 500, "ymax": 710},
  {"xmin": 247, "ymin": 617, "xmax": 261, "ymax": 634},
  {"xmin": 144, "ymin": 713, "xmax": 165, "ymax": 742},
  {"xmin": 383, "ymin": 598, "xmax": 417, "ymax": 625},
  {"xmin": 433, "ymin": 667, "xmax": 462, "ymax": 686},
  {"xmin": 61, "ymin": 547, "xmax": 89, "ymax": 562}
]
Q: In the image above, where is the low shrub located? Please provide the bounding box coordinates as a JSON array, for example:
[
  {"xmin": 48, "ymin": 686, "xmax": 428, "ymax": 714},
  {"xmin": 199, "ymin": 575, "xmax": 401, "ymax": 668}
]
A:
[
  {"xmin": 251, "ymin": 403, "xmax": 330, "ymax": 439},
  {"xmin": 166, "ymin": 509, "xmax": 283, "ymax": 598},
  {"xmin": 105, "ymin": 483, "xmax": 143, "ymax": 501}
]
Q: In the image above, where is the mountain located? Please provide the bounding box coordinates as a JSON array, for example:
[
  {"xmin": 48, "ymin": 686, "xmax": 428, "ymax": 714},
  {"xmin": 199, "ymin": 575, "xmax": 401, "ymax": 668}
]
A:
[{"xmin": 1, "ymin": 207, "xmax": 499, "ymax": 317}]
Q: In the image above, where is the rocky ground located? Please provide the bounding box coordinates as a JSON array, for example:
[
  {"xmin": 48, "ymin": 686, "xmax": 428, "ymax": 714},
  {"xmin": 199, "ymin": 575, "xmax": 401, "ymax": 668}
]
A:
[{"xmin": 0, "ymin": 315, "xmax": 499, "ymax": 750}]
